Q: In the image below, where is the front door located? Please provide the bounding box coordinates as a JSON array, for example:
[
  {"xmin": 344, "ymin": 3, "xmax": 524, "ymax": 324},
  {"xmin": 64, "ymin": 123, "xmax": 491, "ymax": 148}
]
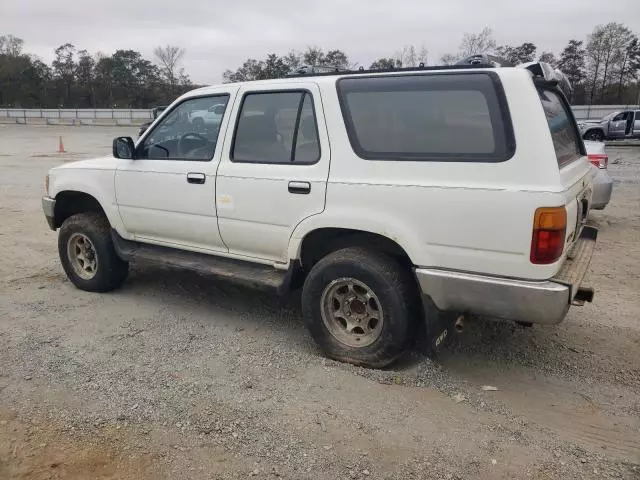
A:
[
  {"xmin": 115, "ymin": 90, "xmax": 236, "ymax": 252},
  {"xmin": 215, "ymin": 83, "xmax": 330, "ymax": 263},
  {"xmin": 608, "ymin": 111, "xmax": 628, "ymax": 139}
]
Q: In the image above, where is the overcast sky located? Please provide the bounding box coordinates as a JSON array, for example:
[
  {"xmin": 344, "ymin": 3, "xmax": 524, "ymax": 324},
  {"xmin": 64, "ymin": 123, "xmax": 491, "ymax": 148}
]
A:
[{"xmin": 2, "ymin": 0, "xmax": 639, "ymax": 84}]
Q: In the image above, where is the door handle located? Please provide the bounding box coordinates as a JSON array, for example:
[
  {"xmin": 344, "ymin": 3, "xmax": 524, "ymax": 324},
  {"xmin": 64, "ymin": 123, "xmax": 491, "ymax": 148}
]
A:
[
  {"xmin": 187, "ymin": 172, "xmax": 206, "ymax": 184},
  {"xmin": 288, "ymin": 181, "xmax": 311, "ymax": 194}
]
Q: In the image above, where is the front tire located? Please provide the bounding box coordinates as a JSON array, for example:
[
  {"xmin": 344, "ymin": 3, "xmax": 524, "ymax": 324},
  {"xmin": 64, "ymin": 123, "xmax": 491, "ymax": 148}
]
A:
[
  {"xmin": 58, "ymin": 213, "xmax": 129, "ymax": 292},
  {"xmin": 302, "ymin": 247, "xmax": 419, "ymax": 368},
  {"xmin": 584, "ymin": 129, "xmax": 604, "ymax": 142}
]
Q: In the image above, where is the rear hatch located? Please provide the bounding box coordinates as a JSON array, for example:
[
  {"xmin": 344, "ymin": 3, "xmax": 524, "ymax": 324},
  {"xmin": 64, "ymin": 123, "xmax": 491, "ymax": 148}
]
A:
[{"xmin": 537, "ymin": 87, "xmax": 593, "ymax": 251}]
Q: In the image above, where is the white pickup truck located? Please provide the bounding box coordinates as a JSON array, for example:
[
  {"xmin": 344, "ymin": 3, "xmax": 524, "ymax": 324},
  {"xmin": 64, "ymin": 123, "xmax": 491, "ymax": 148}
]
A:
[{"xmin": 43, "ymin": 61, "xmax": 597, "ymax": 368}]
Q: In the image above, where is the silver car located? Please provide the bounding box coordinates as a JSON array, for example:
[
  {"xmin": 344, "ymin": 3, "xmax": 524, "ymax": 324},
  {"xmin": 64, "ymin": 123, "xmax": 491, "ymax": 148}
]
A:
[
  {"xmin": 584, "ymin": 140, "xmax": 613, "ymax": 210},
  {"xmin": 579, "ymin": 110, "xmax": 640, "ymax": 142}
]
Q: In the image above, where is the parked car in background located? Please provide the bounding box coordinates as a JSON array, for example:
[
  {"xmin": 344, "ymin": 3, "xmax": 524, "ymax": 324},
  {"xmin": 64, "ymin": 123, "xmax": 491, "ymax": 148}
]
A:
[
  {"xmin": 584, "ymin": 140, "xmax": 613, "ymax": 210},
  {"xmin": 138, "ymin": 106, "xmax": 168, "ymax": 137},
  {"xmin": 578, "ymin": 109, "xmax": 640, "ymax": 141},
  {"xmin": 189, "ymin": 103, "xmax": 227, "ymax": 129}
]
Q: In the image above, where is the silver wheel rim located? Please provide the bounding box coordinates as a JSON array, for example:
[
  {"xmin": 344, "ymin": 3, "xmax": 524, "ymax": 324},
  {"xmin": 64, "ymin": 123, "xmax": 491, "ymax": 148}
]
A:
[
  {"xmin": 320, "ymin": 278, "xmax": 384, "ymax": 348},
  {"xmin": 67, "ymin": 233, "xmax": 99, "ymax": 280}
]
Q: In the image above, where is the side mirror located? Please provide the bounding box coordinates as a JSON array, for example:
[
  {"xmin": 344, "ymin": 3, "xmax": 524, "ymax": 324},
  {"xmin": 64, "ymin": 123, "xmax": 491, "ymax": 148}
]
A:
[{"xmin": 113, "ymin": 137, "xmax": 135, "ymax": 159}]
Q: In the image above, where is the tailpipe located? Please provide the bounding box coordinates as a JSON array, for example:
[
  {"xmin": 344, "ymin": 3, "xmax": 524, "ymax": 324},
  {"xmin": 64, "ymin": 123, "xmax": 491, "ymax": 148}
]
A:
[{"xmin": 454, "ymin": 314, "xmax": 465, "ymax": 333}]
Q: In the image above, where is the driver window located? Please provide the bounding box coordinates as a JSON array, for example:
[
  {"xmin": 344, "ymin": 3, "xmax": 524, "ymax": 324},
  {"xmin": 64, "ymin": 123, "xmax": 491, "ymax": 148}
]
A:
[
  {"xmin": 139, "ymin": 94, "xmax": 230, "ymax": 161},
  {"xmin": 612, "ymin": 113, "xmax": 626, "ymax": 122}
]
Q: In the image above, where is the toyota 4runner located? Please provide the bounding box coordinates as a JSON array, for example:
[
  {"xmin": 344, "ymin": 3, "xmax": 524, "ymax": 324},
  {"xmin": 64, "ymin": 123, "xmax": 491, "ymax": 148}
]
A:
[{"xmin": 42, "ymin": 60, "xmax": 597, "ymax": 368}]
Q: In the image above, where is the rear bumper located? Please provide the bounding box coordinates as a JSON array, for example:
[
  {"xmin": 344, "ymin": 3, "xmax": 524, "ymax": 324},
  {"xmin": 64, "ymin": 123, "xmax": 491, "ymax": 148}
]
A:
[
  {"xmin": 591, "ymin": 168, "xmax": 613, "ymax": 210},
  {"xmin": 42, "ymin": 196, "xmax": 56, "ymax": 230},
  {"xmin": 415, "ymin": 226, "xmax": 598, "ymax": 325}
]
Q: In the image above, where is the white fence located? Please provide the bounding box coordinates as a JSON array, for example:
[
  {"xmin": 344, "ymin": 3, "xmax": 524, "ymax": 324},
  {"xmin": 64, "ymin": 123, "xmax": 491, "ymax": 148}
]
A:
[
  {"xmin": 1, "ymin": 105, "xmax": 638, "ymax": 124},
  {"xmin": 0, "ymin": 108, "xmax": 152, "ymax": 125}
]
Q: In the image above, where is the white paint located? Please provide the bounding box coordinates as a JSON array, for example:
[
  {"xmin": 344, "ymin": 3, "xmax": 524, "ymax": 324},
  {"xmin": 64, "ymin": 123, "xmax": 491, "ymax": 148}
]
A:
[{"xmin": 47, "ymin": 66, "xmax": 593, "ymax": 284}]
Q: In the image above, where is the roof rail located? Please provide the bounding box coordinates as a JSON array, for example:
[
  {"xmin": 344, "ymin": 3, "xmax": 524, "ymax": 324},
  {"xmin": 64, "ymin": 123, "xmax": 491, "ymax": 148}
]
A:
[{"xmin": 284, "ymin": 62, "xmax": 494, "ymax": 79}]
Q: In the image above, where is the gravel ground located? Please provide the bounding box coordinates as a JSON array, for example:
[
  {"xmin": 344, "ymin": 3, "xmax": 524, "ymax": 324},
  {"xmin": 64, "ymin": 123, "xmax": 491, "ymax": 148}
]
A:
[{"xmin": 0, "ymin": 125, "xmax": 639, "ymax": 479}]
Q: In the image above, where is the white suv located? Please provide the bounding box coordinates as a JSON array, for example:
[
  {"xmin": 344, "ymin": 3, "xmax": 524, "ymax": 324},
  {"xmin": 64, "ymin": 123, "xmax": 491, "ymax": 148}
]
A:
[{"xmin": 42, "ymin": 61, "xmax": 597, "ymax": 368}]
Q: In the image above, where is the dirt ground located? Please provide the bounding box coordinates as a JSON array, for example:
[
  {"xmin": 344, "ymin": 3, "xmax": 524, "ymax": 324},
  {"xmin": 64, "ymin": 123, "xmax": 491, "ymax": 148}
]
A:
[{"xmin": 0, "ymin": 124, "xmax": 639, "ymax": 480}]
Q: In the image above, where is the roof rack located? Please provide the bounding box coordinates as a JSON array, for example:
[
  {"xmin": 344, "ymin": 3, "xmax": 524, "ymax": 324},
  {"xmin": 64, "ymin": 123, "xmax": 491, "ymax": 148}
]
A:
[{"xmin": 284, "ymin": 62, "xmax": 495, "ymax": 79}]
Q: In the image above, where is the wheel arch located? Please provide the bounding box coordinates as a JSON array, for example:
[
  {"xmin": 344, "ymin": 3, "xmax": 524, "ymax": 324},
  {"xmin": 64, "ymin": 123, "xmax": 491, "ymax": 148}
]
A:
[
  {"xmin": 295, "ymin": 226, "xmax": 417, "ymax": 273},
  {"xmin": 583, "ymin": 127, "xmax": 605, "ymax": 140},
  {"xmin": 53, "ymin": 190, "xmax": 108, "ymax": 229}
]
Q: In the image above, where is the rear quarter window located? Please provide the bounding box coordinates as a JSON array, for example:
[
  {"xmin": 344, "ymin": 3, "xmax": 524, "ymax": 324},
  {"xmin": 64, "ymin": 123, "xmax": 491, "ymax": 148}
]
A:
[
  {"xmin": 537, "ymin": 89, "xmax": 582, "ymax": 167},
  {"xmin": 336, "ymin": 72, "xmax": 514, "ymax": 162}
]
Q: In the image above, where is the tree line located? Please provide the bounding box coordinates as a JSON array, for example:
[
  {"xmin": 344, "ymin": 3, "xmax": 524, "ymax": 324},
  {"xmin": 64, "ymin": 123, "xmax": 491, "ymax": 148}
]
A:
[
  {"xmin": 0, "ymin": 35, "xmax": 192, "ymax": 108},
  {"xmin": 2, "ymin": 21, "xmax": 639, "ymax": 108},
  {"xmin": 223, "ymin": 23, "xmax": 640, "ymax": 105}
]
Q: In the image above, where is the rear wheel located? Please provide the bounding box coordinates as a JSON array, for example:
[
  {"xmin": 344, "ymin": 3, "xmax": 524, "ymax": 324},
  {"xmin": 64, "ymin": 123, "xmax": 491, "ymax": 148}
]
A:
[
  {"xmin": 58, "ymin": 213, "xmax": 129, "ymax": 292},
  {"xmin": 584, "ymin": 129, "xmax": 604, "ymax": 142},
  {"xmin": 302, "ymin": 247, "xmax": 419, "ymax": 368}
]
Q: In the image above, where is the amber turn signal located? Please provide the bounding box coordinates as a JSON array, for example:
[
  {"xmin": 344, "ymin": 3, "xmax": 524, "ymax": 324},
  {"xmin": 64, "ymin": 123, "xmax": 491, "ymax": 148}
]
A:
[{"xmin": 530, "ymin": 207, "xmax": 567, "ymax": 264}]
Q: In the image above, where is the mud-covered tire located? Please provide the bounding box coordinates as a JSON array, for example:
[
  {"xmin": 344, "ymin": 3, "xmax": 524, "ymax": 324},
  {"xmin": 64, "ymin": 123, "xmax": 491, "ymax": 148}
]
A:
[
  {"xmin": 302, "ymin": 247, "xmax": 419, "ymax": 368},
  {"xmin": 58, "ymin": 212, "xmax": 129, "ymax": 292}
]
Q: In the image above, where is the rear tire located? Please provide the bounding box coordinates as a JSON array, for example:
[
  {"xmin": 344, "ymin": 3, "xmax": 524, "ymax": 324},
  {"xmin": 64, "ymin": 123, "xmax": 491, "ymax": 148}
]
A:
[
  {"xmin": 302, "ymin": 247, "xmax": 419, "ymax": 368},
  {"xmin": 58, "ymin": 213, "xmax": 129, "ymax": 292}
]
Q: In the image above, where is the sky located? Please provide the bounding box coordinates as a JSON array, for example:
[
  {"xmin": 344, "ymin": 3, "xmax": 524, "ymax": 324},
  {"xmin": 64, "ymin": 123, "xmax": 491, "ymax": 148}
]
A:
[{"xmin": 2, "ymin": 0, "xmax": 639, "ymax": 84}]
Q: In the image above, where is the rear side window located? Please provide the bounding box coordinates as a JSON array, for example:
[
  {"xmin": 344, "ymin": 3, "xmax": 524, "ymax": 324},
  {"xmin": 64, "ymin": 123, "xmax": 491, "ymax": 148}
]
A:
[
  {"xmin": 231, "ymin": 91, "xmax": 320, "ymax": 164},
  {"xmin": 336, "ymin": 73, "xmax": 514, "ymax": 162},
  {"xmin": 537, "ymin": 89, "xmax": 582, "ymax": 167}
]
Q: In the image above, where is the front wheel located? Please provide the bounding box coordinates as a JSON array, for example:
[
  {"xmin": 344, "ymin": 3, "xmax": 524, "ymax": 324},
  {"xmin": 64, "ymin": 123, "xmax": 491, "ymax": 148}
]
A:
[
  {"xmin": 58, "ymin": 212, "xmax": 129, "ymax": 292},
  {"xmin": 302, "ymin": 248, "xmax": 419, "ymax": 368},
  {"xmin": 584, "ymin": 129, "xmax": 604, "ymax": 142}
]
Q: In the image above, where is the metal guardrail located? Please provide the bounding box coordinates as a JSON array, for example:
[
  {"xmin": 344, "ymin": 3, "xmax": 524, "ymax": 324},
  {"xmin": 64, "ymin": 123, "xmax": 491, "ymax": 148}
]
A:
[{"xmin": 0, "ymin": 108, "xmax": 152, "ymax": 124}]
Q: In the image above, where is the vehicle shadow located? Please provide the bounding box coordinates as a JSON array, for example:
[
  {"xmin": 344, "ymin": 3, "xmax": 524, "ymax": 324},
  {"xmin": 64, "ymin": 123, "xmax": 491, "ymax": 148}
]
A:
[
  {"xmin": 115, "ymin": 261, "xmax": 639, "ymax": 386},
  {"xmin": 119, "ymin": 260, "xmax": 309, "ymax": 338}
]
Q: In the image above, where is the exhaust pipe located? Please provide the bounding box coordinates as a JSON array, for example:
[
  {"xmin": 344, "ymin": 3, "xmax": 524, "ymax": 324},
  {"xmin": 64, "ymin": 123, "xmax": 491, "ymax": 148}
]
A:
[{"xmin": 454, "ymin": 315, "xmax": 465, "ymax": 333}]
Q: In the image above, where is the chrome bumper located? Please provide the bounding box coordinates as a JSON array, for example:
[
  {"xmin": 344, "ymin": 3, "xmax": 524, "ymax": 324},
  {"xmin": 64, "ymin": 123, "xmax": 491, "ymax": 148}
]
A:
[
  {"xmin": 416, "ymin": 226, "xmax": 598, "ymax": 325},
  {"xmin": 42, "ymin": 196, "xmax": 56, "ymax": 230}
]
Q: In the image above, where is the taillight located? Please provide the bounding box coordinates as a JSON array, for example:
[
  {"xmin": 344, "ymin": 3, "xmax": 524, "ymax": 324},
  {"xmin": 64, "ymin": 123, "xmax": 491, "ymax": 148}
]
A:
[
  {"xmin": 588, "ymin": 153, "xmax": 608, "ymax": 169},
  {"xmin": 531, "ymin": 207, "xmax": 567, "ymax": 264}
]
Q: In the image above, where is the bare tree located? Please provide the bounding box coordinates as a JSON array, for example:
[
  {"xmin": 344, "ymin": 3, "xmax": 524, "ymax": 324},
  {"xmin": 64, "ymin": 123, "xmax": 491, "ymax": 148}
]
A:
[
  {"xmin": 394, "ymin": 45, "xmax": 428, "ymax": 68},
  {"xmin": 616, "ymin": 37, "xmax": 639, "ymax": 101},
  {"xmin": 586, "ymin": 23, "xmax": 632, "ymax": 102},
  {"xmin": 0, "ymin": 34, "xmax": 24, "ymax": 56},
  {"xmin": 154, "ymin": 45, "xmax": 185, "ymax": 95},
  {"xmin": 459, "ymin": 27, "xmax": 496, "ymax": 57},
  {"xmin": 439, "ymin": 53, "xmax": 459, "ymax": 65}
]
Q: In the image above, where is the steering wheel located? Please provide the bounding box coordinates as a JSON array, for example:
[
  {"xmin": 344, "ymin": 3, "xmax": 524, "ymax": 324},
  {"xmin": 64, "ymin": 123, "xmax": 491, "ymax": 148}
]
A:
[{"xmin": 178, "ymin": 132, "xmax": 209, "ymax": 157}]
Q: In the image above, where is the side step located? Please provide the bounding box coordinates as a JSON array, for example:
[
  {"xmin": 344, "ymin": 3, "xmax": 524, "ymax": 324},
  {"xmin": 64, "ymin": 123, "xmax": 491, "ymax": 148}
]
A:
[{"xmin": 111, "ymin": 231, "xmax": 290, "ymax": 293}]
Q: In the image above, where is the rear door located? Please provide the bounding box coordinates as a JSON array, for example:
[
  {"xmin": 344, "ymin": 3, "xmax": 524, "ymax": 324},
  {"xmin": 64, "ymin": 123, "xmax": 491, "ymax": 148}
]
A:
[
  {"xmin": 538, "ymin": 88, "xmax": 592, "ymax": 247},
  {"xmin": 215, "ymin": 82, "xmax": 330, "ymax": 262}
]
